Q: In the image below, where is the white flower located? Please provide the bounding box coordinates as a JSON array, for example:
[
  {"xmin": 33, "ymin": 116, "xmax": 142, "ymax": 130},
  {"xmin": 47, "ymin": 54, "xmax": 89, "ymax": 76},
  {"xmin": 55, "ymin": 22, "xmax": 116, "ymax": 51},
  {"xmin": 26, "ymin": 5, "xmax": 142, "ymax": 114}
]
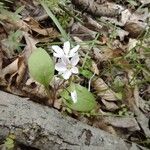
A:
[
  {"xmin": 52, "ymin": 41, "xmax": 80, "ymax": 58},
  {"xmin": 55, "ymin": 54, "xmax": 79, "ymax": 80},
  {"xmin": 71, "ymin": 90, "xmax": 77, "ymax": 103}
]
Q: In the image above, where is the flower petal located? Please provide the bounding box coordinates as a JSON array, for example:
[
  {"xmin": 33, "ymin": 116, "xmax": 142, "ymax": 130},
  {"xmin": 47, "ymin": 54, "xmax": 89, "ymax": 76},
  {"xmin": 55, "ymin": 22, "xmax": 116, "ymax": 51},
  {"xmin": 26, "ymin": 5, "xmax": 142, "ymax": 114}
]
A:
[
  {"xmin": 61, "ymin": 56, "xmax": 70, "ymax": 65},
  {"xmin": 53, "ymin": 52, "xmax": 62, "ymax": 58},
  {"xmin": 62, "ymin": 70, "xmax": 72, "ymax": 79},
  {"xmin": 55, "ymin": 62, "xmax": 66, "ymax": 72},
  {"xmin": 52, "ymin": 45, "xmax": 64, "ymax": 58},
  {"xmin": 71, "ymin": 67, "xmax": 78, "ymax": 74},
  {"xmin": 71, "ymin": 90, "xmax": 78, "ymax": 103},
  {"xmin": 71, "ymin": 54, "xmax": 79, "ymax": 66},
  {"xmin": 69, "ymin": 45, "xmax": 80, "ymax": 57},
  {"xmin": 63, "ymin": 41, "xmax": 70, "ymax": 56}
]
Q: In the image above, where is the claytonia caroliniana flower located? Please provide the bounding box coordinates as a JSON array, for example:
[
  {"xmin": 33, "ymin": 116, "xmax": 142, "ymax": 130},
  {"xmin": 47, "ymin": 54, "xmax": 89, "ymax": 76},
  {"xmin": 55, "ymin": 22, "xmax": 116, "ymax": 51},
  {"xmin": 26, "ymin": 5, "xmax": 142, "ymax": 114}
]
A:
[
  {"xmin": 71, "ymin": 90, "xmax": 77, "ymax": 103},
  {"xmin": 55, "ymin": 54, "xmax": 79, "ymax": 80},
  {"xmin": 52, "ymin": 41, "xmax": 80, "ymax": 58}
]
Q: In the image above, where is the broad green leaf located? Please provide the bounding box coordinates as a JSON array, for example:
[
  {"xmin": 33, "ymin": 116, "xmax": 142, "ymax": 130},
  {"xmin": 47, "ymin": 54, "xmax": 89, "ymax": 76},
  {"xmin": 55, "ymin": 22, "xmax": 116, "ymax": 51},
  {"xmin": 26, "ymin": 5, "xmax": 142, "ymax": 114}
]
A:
[
  {"xmin": 61, "ymin": 83, "xmax": 97, "ymax": 112},
  {"xmin": 28, "ymin": 48, "xmax": 54, "ymax": 87}
]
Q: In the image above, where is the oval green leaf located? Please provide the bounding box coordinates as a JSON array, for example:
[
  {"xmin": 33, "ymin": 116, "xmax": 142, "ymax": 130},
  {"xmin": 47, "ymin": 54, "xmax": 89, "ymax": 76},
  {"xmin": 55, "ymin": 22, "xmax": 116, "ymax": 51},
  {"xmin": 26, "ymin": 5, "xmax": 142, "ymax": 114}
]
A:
[
  {"xmin": 61, "ymin": 84, "xmax": 97, "ymax": 112},
  {"xmin": 28, "ymin": 48, "xmax": 54, "ymax": 87}
]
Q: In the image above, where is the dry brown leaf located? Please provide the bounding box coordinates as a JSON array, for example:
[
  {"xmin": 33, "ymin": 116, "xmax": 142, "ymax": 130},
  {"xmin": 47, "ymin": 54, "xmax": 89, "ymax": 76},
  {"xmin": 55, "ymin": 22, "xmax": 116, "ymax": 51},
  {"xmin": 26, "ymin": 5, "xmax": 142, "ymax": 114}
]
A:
[
  {"xmin": 133, "ymin": 85, "xmax": 140, "ymax": 107},
  {"xmin": 24, "ymin": 17, "xmax": 59, "ymax": 37},
  {"xmin": 22, "ymin": 32, "xmax": 38, "ymax": 60},
  {"xmin": 0, "ymin": 49, "xmax": 3, "ymax": 70},
  {"xmin": 83, "ymin": 15, "xmax": 102, "ymax": 32},
  {"xmin": 23, "ymin": 78, "xmax": 48, "ymax": 101},
  {"xmin": 101, "ymin": 99, "xmax": 119, "ymax": 111},
  {"xmin": 1, "ymin": 13, "xmax": 29, "ymax": 32},
  {"xmin": 91, "ymin": 61, "xmax": 99, "ymax": 75},
  {"xmin": 93, "ymin": 119, "xmax": 117, "ymax": 135},
  {"xmin": 71, "ymin": 22, "xmax": 97, "ymax": 39},
  {"xmin": 92, "ymin": 78, "xmax": 118, "ymax": 101},
  {"xmin": 53, "ymin": 98, "xmax": 62, "ymax": 110},
  {"xmin": 93, "ymin": 47, "xmax": 114, "ymax": 61},
  {"xmin": 0, "ymin": 56, "xmax": 26, "ymax": 95},
  {"xmin": 16, "ymin": 56, "xmax": 27, "ymax": 86},
  {"xmin": 1, "ymin": 58, "xmax": 19, "ymax": 76}
]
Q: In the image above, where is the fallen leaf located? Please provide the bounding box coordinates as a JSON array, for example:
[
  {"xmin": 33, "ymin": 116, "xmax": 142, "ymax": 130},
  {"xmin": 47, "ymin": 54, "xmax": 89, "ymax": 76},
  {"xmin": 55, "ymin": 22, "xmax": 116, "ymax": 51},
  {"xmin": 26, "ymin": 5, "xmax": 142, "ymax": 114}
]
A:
[
  {"xmin": 1, "ymin": 58, "xmax": 19, "ymax": 76},
  {"xmin": 101, "ymin": 99, "xmax": 119, "ymax": 111},
  {"xmin": 22, "ymin": 32, "xmax": 38, "ymax": 60},
  {"xmin": 91, "ymin": 61, "xmax": 99, "ymax": 75},
  {"xmin": 92, "ymin": 78, "xmax": 119, "ymax": 101}
]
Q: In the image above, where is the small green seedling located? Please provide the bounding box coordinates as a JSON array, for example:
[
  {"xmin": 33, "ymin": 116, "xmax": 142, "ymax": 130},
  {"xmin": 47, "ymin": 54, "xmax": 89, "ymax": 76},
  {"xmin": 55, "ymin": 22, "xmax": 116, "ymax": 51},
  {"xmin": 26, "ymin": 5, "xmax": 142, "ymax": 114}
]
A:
[
  {"xmin": 4, "ymin": 134, "xmax": 15, "ymax": 150},
  {"xmin": 28, "ymin": 48, "xmax": 54, "ymax": 88},
  {"xmin": 61, "ymin": 83, "xmax": 97, "ymax": 112}
]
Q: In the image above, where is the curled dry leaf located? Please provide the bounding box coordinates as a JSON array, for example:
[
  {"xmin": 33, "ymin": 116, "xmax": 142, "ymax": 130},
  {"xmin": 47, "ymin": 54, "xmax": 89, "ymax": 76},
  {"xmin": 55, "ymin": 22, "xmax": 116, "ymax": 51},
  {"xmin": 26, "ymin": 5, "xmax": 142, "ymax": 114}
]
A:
[
  {"xmin": 1, "ymin": 56, "xmax": 26, "ymax": 92},
  {"xmin": 0, "ymin": 12, "xmax": 29, "ymax": 32},
  {"xmin": 124, "ymin": 9, "xmax": 149, "ymax": 38},
  {"xmin": 24, "ymin": 17, "xmax": 59, "ymax": 37},
  {"xmin": 16, "ymin": 56, "xmax": 26, "ymax": 86},
  {"xmin": 1, "ymin": 58, "xmax": 19, "ymax": 77},
  {"xmin": 101, "ymin": 99, "xmax": 119, "ymax": 111},
  {"xmin": 71, "ymin": 22, "xmax": 97, "ymax": 39},
  {"xmin": 124, "ymin": 22, "xmax": 146, "ymax": 38},
  {"xmin": 0, "ymin": 48, "xmax": 3, "ymax": 70},
  {"xmin": 22, "ymin": 32, "xmax": 38, "ymax": 60},
  {"xmin": 93, "ymin": 47, "xmax": 114, "ymax": 61},
  {"xmin": 23, "ymin": 78, "xmax": 48, "ymax": 101},
  {"xmin": 91, "ymin": 61, "xmax": 99, "ymax": 75},
  {"xmin": 92, "ymin": 78, "xmax": 118, "ymax": 101},
  {"xmin": 83, "ymin": 15, "xmax": 102, "ymax": 32},
  {"xmin": 133, "ymin": 85, "xmax": 140, "ymax": 107}
]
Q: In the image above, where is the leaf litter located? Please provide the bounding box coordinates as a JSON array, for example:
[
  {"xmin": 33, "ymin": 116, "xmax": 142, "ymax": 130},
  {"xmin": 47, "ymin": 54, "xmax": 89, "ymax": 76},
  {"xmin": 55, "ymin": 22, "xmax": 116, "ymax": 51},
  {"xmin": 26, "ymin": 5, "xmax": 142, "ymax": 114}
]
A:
[{"xmin": 0, "ymin": 0, "xmax": 150, "ymax": 149}]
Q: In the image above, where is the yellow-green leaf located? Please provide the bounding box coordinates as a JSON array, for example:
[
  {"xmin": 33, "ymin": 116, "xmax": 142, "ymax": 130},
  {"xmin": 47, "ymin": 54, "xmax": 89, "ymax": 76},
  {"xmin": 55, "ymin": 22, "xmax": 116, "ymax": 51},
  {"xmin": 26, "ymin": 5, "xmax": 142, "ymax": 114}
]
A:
[{"xmin": 28, "ymin": 48, "xmax": 54, "ymax": 87}]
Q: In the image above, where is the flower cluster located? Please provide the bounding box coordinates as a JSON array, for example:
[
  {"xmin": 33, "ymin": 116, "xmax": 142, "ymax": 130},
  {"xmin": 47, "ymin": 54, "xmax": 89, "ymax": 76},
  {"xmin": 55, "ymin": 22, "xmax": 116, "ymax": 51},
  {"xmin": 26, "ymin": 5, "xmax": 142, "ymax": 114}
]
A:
[
  {"xmin": 52, "ymin": 41, "xmax": 80, "ymax": 103},
  {"xmin": 52, "ymin": 41, "xmax": 80, "ymax": 80}
]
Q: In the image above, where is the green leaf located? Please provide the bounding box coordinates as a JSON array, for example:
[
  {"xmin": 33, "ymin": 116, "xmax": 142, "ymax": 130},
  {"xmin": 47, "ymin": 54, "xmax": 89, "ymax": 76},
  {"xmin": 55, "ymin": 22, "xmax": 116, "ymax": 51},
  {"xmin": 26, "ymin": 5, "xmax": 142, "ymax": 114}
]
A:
[
  {"xmin": 28, "ymin": 48, "xmax": 54, "ymax": 87},
  {"xmin": 61, "ymin": 83, "xmax": 97, "ymax": 112},
  {"xmin": 79, "ymin": 68, "xmax": 93, "ymax": 79}
]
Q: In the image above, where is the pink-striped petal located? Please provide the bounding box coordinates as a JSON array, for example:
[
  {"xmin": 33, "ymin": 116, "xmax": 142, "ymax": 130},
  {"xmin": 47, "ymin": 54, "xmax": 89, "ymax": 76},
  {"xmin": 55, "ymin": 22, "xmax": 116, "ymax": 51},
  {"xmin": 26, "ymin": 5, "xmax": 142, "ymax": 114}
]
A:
[
  {"xmin": 52, "ymin": 45, "xmax": 64, "ymax": 58},
  {"xmin": 69, "ymin": 45, "xmax": 80, "ymax": 57},
  {"xmin": 63, "ymin": 41, "xmax": 70, "ymax": 56}
]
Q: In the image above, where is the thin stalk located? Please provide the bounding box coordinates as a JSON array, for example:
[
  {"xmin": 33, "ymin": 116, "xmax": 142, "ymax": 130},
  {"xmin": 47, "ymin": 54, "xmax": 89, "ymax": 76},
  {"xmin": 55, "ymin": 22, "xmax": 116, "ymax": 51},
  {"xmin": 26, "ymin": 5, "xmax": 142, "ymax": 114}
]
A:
[{"xmin": 40, "ymin": 0, "xmax": 69, "ymax": 41}]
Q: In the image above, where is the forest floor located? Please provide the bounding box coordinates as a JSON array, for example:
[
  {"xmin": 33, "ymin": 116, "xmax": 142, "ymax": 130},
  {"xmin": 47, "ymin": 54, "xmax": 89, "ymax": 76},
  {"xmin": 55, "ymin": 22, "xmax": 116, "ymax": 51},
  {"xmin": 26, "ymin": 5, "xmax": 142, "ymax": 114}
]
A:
[{"xmin": 0, "ymin": 0, "xmax": 150, "ymax": 149}]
